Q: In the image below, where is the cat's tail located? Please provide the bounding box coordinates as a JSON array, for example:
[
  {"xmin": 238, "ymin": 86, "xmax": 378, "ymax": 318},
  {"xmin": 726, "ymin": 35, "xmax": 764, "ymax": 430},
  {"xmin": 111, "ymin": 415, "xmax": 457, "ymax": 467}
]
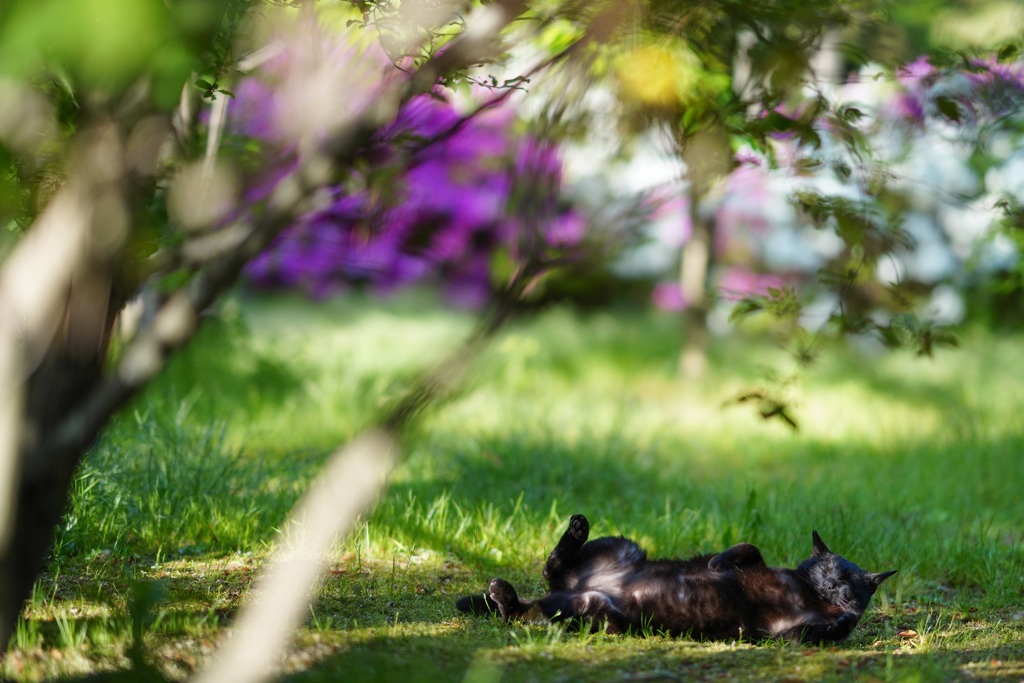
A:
[{"xmin": 455, "ymin": 593, "xmax": 500, "ymax": 616}]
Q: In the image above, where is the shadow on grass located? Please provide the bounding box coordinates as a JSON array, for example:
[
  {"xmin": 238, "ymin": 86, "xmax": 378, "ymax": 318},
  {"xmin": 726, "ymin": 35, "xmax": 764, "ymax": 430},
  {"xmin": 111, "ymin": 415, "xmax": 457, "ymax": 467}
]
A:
[
  {"xmin": 32, "ymin": 428, "xmax": 1024, "ymax": 683},
  {"xmin": 272, "ymin": 629, "xmax": 1023, "ymax": 683},
  {"xmin": 35, "ymin": 623, "xmax": 1024, "ymax": 683},
  {"xmin": 380, "ymin": 419, "xmax": 1024, "ymax": 608},
  {"xmin": 141, "ymin": 315, "xmax": 307, "ymax": 426}
]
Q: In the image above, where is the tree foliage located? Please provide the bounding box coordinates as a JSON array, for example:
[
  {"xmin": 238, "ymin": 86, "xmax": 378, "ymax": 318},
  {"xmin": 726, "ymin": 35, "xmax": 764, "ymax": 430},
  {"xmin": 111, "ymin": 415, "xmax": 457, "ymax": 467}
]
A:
[{"xmin": 1, "ymin": 0, "xmax": 1023, "ymax": 675}]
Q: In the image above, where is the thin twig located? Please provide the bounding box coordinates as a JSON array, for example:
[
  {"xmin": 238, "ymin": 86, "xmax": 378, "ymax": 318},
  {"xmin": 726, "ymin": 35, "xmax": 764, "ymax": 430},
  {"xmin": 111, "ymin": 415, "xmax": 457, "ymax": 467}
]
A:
[{"xmin": 409, "ymin": 40, "xmax": 580, "ymax": 158}]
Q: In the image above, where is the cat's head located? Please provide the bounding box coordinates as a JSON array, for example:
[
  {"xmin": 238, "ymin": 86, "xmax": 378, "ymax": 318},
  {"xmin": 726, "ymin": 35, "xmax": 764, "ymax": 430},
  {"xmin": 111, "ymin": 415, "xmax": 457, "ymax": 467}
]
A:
[{"xmin": 797, "ymin": 531, "xmax": 897, "ymax": 615}]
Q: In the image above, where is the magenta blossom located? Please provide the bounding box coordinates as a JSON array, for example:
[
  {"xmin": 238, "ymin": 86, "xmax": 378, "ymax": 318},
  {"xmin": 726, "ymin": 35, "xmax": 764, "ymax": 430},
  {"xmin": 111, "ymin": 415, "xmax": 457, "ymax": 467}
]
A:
[
  {"xmin": 964, "ymin": 57, "xmax": 1024, "ymax": 117},
  {"xmin": 652, "ymin": 281, "xmax": 688, "ymax": 311},
  {"xmin": 226, "ymin": 20, "xmax": 586, "ymax": 304},
  {"xmin": 880, "ymin": 56, "xmax": 1024, "ymax": 127},
  {"xmin": 718, "ymin": 268, "xmax": 790, "ymax": 302},
  {"xmin": 236, "ymin": 77, "xmax": 584, "ymax": 301}
]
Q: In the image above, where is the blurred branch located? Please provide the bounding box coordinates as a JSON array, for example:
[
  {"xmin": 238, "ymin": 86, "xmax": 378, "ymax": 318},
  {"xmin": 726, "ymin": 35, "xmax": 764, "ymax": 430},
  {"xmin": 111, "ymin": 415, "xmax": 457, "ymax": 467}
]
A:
[
  {"xmin": 34, "ymin": 0, "xmax": 530, "ymax": 476},
  {"xmin": 190, "ymin": 429, "xmax": 398, "ymax": 683},
  {"xmin": 192, "ymin": 264, "xmax": 529, "ymax": 683},
  {"xmin": 0, "ymin": 179, "xmax": 94, "ymax": 565},
  {"xmin": 0, "ymin": 1, "xmax": 530, "ymax": 677},
  {"xmin": 0, "ymin": 117, "xmax": 132, "ymax": 646},
  {"xmin": 188, "ymin": 6, "xmax": 551, "ymax": 675},
  {"xmin": 202, "ymin": 91, "xmax": 230, "ymax": 176}
]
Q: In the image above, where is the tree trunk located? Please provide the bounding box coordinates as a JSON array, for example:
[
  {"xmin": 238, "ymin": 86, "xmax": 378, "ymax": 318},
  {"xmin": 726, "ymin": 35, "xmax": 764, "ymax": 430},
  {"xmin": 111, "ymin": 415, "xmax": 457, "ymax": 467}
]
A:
[
  {"xmin": 679, "ymin": 209, "xmax": 712, "ymax": 377},
  {"xmin": 677, "ymin": 124, "xmax": 731, "ymax": 377},
  {"xmin": 0, "ymin": 309, "xmax": 121, "ymax": 646}
]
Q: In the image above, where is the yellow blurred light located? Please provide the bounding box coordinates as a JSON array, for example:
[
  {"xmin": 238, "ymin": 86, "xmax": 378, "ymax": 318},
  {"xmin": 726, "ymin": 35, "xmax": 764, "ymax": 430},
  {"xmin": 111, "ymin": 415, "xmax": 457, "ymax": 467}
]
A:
[
  {"xmin": 617, "ymin": 46, "xmax": 676, "ymax": 106},
  {"xmin": 616, "ymin": 44, "xmax": 700, "ymax": 108}
]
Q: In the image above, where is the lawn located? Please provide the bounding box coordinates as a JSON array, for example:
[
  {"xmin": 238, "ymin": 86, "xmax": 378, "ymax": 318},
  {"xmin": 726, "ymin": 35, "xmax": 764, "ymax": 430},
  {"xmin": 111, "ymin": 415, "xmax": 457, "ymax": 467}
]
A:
[{"xmin": 5, "ymin": 292, "xmax": 1024, "ymax": 682}]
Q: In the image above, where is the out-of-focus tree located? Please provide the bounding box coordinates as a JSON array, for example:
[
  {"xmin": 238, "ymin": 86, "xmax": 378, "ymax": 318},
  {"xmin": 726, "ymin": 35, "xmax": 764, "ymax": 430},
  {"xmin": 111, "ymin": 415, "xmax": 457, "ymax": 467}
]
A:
[
  {"xmin": 605, "ymin": 0, "xmax": 1024, "ymax": 385},
  {"xmin": 598, "ymin": 0, "xmax": 888, "ymax": 375},
  {"xmin": 0, "ymin": 0, "xmax": 614, "ymax": 671},
  {"xmin": 2, "ymin": 0, "xmax": 1023, "ymax": 678},
  {"xmin": 739, "ymin": 65, "xmax": 1023, "ymax": 426},
  {"xmin": 0, "ymin": 0, "xmax": 253, "ymax": 652}
]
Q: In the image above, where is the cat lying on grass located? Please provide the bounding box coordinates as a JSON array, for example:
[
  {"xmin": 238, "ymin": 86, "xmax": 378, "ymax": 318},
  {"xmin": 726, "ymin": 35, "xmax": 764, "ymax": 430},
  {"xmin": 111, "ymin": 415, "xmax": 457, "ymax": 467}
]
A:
[{"xmin": 457, "ymin": 514, "xmax": 895, "ymax": 644}]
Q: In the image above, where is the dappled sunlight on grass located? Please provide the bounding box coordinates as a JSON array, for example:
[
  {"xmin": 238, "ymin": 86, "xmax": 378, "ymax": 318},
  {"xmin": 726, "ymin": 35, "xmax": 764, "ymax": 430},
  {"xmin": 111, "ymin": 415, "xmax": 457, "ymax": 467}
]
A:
[
  {"xmin": 16, "ymin": 294, "xmax": 1024, "ymax": 681},
  {"xmin": 145, "ymin": 292, "xmax": 473, "ymax": 454}
]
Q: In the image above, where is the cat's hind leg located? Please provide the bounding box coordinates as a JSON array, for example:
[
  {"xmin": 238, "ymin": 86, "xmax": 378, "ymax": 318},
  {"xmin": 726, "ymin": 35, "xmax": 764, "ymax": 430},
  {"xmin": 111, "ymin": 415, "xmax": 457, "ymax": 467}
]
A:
[
  {"xmin": 708, "ymin": 542, "xmax": 765, "ymax": 571},
  {"xmin": 543, "ymin": 514, "xmax": 590, "ymax": 590},
  {"xmin": 487, "ymin": 578, "xmax": 531, "ymax": 621}
]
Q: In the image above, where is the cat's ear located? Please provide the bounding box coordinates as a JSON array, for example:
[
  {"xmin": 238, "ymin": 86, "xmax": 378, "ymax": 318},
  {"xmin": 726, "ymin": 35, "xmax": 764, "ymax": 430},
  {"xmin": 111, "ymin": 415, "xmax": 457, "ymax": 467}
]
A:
[
  {"xmin": 811, "ymin": 530, "xmax": 831, "ymax": 556},
  {"xmin": 869, "ymin": 570, "xmax": 897, "ymax": 586}
]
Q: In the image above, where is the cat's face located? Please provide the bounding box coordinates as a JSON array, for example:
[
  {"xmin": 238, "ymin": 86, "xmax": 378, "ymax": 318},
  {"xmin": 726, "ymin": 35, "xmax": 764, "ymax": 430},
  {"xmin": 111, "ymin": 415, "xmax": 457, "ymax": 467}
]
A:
[{"xmin": 798, "ymin": 531, "xmax": 897, "ymax": 614}]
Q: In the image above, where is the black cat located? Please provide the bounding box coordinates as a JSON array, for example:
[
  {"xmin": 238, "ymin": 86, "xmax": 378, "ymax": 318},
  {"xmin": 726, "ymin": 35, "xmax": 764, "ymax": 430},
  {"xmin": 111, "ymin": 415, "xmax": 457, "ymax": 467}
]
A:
[{"xmin": 456, "ymin": 514, "xmax": 895, "ymax": 644}]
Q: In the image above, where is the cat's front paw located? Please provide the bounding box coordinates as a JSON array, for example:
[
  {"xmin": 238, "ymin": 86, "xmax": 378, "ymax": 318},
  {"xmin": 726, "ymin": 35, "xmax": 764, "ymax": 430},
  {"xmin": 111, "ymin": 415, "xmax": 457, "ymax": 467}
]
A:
[
  {"xmin": 568, "ymin": 514, "xmax": 589, "ymax": 540},
  {"xmin": 824, "ymin": 612, "xmax": 858, "ymax": 640}
]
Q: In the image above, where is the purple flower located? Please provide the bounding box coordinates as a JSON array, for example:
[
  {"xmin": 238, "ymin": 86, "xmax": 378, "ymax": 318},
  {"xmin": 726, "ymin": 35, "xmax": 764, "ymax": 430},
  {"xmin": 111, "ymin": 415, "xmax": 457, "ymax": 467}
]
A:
[
  {"xmin": 546, "ymin": 211, "xmax": 587, "ymax": 249},
  {"xmin": 228, "ymin": 22, "xmax": 586, "ymax": 304},
  {"xmin": 880, "ymin": 56, "xmax": 1024, "ymax": 127},
  {"xmin": 881, "ymin": 91, "xmax": 926, "ymax": 126},
  {"xmin": 237, "ymin": 74, "xmax": 582, "ymax": 302},
  {"xmin": 715, "ymin": 164, "xmax": 774, "ymax": 247},
  {"xmin": 964, "ymin": 57, "xmax": 1024, "ymax": 117},
  {"xmin": 644, "ymin": 188, "xmax": 691, "ymax": 248},
  {"xmin": 652, "ymin": 281, "xmax": 687, "ymax": 311},
  {"xmin": 734, "ymin": 149, "xmax": 764, "ymax": 167},
  {"xmin": 718, "ymin": 268, "xmax": 788, "ymax": 302},
  {"xmin": 897, "ymin": 57, "xmax": 937, "ymax": 87},
  {"xmin": 231, "ymin": 78, "xmax": 279, "ymax": 140}
]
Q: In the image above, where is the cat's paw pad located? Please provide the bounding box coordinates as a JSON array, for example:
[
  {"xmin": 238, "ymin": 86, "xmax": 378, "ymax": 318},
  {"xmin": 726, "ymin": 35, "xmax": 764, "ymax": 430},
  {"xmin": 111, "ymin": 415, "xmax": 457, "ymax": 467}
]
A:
[{"xmin": 568, "ymin": 514, "xmax": 589, "ymax": 539}]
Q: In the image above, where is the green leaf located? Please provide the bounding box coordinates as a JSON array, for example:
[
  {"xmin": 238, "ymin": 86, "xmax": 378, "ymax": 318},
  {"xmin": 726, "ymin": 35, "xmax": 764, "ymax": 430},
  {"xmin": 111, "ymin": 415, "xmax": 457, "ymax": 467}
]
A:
[
  {"xmin": 762, "ymin": 111, "xmax": 794, "ymax": 133},
  {"xmin": 797, "ymin": 126, "xmax": 822, "ymax": 150},
  {"xmin": 832, "ymin": 160, "xmax": 852, "ymax": 181},
  {"xmin": 728, "ymin": 298, "xmax": 764, "ymax": 322},
  {"xmin": 997, "ymin": 43, "xmax": 1020, "ymax": 63},
  {"xmin": 817, "ymin": 267, "xmax": 854, "ymax": 288},
  {"xmin": 934, "ymin": 96, "xmax": 962, "ymax": 123},
  {"xmin": 838, "ymin": 105, "xmax": 864, "ymax": 123},
  {"xmin": 875, "ymin": 324, "xmax": 902, "ymax": 349},
  {"xmin": 915, "ymin": 323, "xmax": 959, "ymax": 357}
]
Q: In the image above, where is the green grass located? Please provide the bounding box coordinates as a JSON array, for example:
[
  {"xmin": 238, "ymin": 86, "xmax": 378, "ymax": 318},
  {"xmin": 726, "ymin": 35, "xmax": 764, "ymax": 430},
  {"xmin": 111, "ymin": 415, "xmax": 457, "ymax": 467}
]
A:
[{"xmin": 5, "ymin": 291, "xmax": 1024, "ymax": 681}]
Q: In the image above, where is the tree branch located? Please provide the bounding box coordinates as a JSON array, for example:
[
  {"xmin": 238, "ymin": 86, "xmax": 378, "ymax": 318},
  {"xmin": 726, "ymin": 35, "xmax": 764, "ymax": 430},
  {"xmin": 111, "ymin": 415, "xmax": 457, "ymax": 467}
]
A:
[
  {"xmin": 33, "ymin": 0, "xmax": 530, "ymax": 478},
  {"xmin": 190, "ymin": 269, "xmax": 528, "ymax": 683}
]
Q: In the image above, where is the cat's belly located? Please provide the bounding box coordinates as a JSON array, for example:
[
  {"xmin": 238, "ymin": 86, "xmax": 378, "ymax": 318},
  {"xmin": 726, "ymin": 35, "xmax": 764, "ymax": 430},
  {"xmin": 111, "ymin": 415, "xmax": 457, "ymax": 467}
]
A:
[
  {"xmin": 621, "ymin": 574, "xmax": 743, "ymax": 638},
  {"xmin": 568, "ymin": 545, "xmax": 647, "ymax": 598}
]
